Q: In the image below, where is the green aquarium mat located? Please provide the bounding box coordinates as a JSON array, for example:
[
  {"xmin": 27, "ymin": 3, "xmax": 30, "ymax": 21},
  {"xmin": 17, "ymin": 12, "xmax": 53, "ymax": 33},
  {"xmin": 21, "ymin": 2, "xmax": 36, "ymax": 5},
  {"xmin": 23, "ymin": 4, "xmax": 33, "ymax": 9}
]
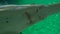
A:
[
  {"xmin": 0, "ymin": 0, "xmax": 60, "ymax": 5},
  {"xmin": 21, "ymin": 0, "xmax": 60, "ymax": 5}
]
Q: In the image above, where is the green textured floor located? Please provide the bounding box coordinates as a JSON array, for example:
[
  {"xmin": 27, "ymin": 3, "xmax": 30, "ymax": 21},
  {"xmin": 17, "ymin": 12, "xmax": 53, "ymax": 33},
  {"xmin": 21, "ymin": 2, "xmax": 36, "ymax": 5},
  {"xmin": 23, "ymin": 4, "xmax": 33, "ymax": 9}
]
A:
[
  {"xmin": 0, "ymin": 0, "xmax": 60, "ymax": 5},
  {"xmin": 22, "ymin": 11, "xmax": 60, "ymax": 34},
  {"xmin": 20, "ymin": 0, "xmax": 60, "ymax": 5}
]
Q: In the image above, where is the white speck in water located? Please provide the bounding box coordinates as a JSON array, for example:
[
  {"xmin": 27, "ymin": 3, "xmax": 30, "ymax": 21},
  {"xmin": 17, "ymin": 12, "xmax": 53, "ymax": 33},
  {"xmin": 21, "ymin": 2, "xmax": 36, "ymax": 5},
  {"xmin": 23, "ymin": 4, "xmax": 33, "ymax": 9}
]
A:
[
  {"xmin": 53, "ymin": 2, "xmax": 56, "ymax": 4},
  {"xmin": 48, "ymin": 3, "xmax": 52, "ymax": 5},
  {"xmin": 56, "ymin": 14, "xmax": 58, "ymax": 17}
]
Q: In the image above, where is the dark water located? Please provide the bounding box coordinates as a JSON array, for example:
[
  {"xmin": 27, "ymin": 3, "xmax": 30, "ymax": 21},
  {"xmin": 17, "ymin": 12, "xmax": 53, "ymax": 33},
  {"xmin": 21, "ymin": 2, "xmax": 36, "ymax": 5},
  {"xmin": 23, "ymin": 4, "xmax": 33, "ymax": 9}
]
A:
[{"xmin": 0, "ymin": 0, "xmax": 22, "ymax": 5}]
